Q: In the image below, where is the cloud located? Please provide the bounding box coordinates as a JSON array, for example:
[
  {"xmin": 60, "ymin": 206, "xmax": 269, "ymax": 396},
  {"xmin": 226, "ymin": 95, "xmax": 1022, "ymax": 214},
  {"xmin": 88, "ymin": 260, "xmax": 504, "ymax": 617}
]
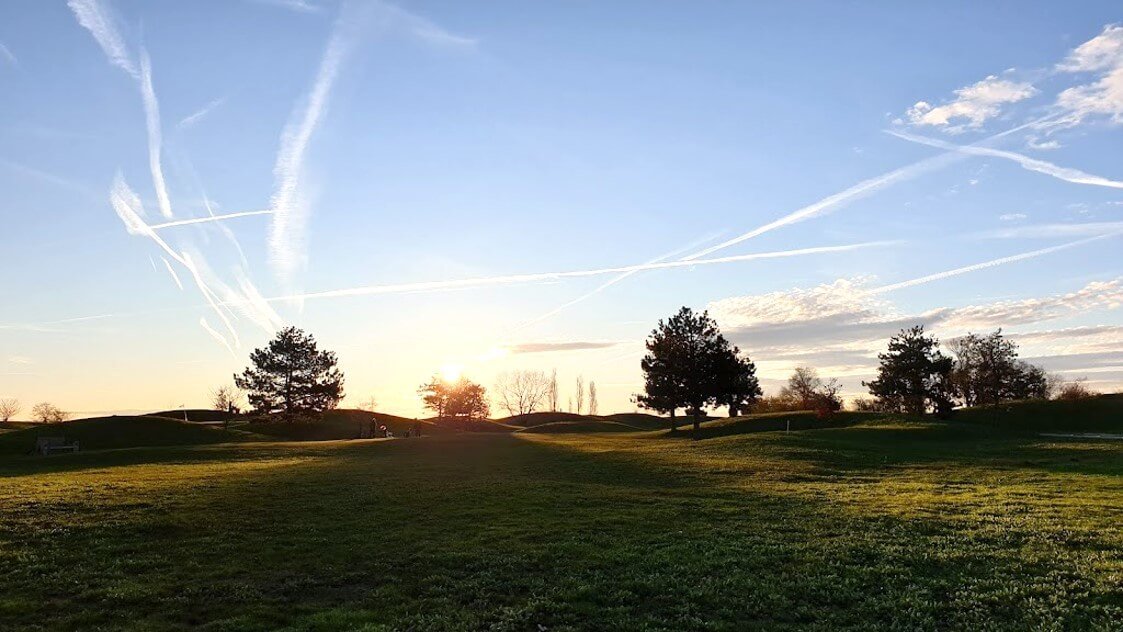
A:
[
  {"xmin": 176, "ymin": 97, "xmax": 227, "ymax": 129},
  {"xmin": 998, "ymin": 213, "xmax": 1027, "ymax": 221},
  {"xmin": 980, "ymin": 221, "xmax": 1123, "ymax": 239},
  {"xmin": 1026, "ymin": 136, "xmax": 1061, "ymax": 150},
  {"xmin": 906, "ymin": 75, "xmax": 1037, "ymax": 132},
  {"xmin": 250, "ymin": 0, "xmax": 323, "ymax": 12},
  {"xmin": 887, "ymin": 129, "xmax": 1123, "ymax": 190},
  {"xmin": 161, "ymin": 256, "xmax": 184, "ymax": 290},
  {"xmin": 505, "ymin": 341, "xmax": 621, "ymax": 354},
  {"xmin": 0, "ymin": 42, "xmax": 16, "ymax": 67},
  {"xmin": 1051, "ymin": 25, "xmax": 1123, "ymax": 127},
  {"xmin": 376, "ymin": 2, "xmax": 477, "ymax": 48},
  {"xmin": 67, "ymin": 0, "xmax": 138, "ymax": 79},
  {"xmin": 710, "ymin": 277, "xmax": 1123, "ymax": 383},
  {"xmin": 262, "ymin": 241, "xmax": 893, "ymax": 303}
]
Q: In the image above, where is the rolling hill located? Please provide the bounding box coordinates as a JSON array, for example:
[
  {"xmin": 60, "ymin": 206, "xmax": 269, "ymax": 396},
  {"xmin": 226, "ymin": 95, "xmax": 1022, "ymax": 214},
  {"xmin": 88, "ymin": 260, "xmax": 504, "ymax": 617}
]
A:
[{"xmin": 0, "ymin": 415, "xmax": 254, "ymax": 455}]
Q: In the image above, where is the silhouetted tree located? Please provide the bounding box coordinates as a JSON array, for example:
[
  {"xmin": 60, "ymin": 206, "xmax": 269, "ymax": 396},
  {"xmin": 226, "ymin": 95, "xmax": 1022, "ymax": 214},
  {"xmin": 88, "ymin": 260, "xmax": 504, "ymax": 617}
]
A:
[
  {"xmin": 234, "ymin": 326, "xmax": 344, "ymax": 419},
  {"xmin": 420, "ymin": 376, "xmax": 491, "ymax": 420},
  {"xmin": 0, "ymin": 398, "xmax": 20, "ymax": 422},
  {"xmin": 575, "ymin": 375, "xmax": 585, "ymax": 415},
  {"xmin": 357, "ymin": 395, "xmax": 379, "ymax": 412},
  {"xmin": 714, "ymin": 348, "xmax": 762, "ymax": 417},
  {"xmin": 496, "ymin": 370, "xmax": 551, "ymax": 416},
  {"xmin": 949, "ymin": 330, "xmax": 1048, "ymax": 407},
  {"xmin": 639, "ymin": 306, "xmax": 734, "ymax": 438},
  {"xmin": 588, "ymin": 381, "xmax": 599, "ymax": 415},
  {"xmin": 780, "ymin": 366, "xmax": 823, "ymax": 410},
  {"xmin": 865, "ymin": 326, "xmax": 953, "ymax": 416},
  {"xmin": 31, "ymin": 402, "xmax": 68, "ymax": 423},
  {"xmin": 548, "ymin": 369, "xmax": 559, "ymax": 412},
  {"xmin": 210, "ymin": 385, "xmax": 241, "ymax": 414}
]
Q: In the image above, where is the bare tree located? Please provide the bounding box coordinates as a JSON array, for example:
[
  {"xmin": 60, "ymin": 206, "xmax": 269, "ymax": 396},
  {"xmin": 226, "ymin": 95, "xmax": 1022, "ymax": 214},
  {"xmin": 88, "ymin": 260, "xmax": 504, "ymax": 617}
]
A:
[
  {"xmin": 357, "ymin": 395, "xmax": 379, "ymax": 412},
  {"xmin": 575, "ymin": 375, "xmax": 585, "ymax": 415},
  {"xmin": 0, "ymin": 398, "xmax": 20, "ymax": 422},
  {"xmin": 210, "ymin": 385, "xmax": 242, "ymax": 413},
  {"xmin": 588, "ymin": 381, "xmax": 598, "ymax": 416},
  {"xmin": 781, "ymin": 366, "xmax": 822, "ymax": 409},
  {"xmin": 496, "ymin": 370, "xmax": 552, "ymax": 416},
  {"xmin": 547, "ymin": 369, "xmax": 559, "ymax": 412},
  {"xmin": 567, "ymin": 397, "xmax": 573, "ymax": 413},
  {"xmin": 31, "ymin": 402, "xmax": 68, "ymax": 423}
]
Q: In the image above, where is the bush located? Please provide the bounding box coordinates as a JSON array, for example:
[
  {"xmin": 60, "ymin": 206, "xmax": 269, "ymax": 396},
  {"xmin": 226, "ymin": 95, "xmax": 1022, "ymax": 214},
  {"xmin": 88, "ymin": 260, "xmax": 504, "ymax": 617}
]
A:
[
  {"xmin": 751, "ymin": 394, "xmax": 803, "ymax": 414},
  {"xmin": 1056, "ymin": 378, "xmax": 1097, "ymax": 401}
]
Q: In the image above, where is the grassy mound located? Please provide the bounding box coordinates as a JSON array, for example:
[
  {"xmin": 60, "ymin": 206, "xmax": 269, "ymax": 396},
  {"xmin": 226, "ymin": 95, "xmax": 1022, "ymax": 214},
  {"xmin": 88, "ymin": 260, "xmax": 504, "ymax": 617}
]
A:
[
  {"xmin": 516, "ymin": 420, "xmax": 644, "ymax": 433},
  {"xmin": 680, "ymin": 410, "xmax": 874, "ymax": 439},
  {"xmin": 499, "ymin": 411, "xmax": 593, "ymax": 427},
  {"xmin": 603, "ymin": 412, "xmax": 672, "ymax": 430},
  {"xmin": 0, "ymin": 415, "xmax": 252, "ymax": 455},
  {"xmin": 953, "ymin": 393, "xmax": 1123, "ymax": 433},
  {"xmin": 499, "ymin": 412, "xmax": 670, "ymax": 430},
  {"xmin": 147, "ymin": 409, "xmax": 238, "ymax": 423},
  {"xmin": 242, "ymin": 409, "xmax": 453, "ymax": 441}
]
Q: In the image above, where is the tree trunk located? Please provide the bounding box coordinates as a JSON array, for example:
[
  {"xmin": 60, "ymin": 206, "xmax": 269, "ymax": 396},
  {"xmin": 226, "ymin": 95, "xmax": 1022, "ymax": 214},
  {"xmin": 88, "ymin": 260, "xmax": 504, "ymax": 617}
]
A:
[
  {"xmin": 669, "ymin": 409, "xmax": 677, "ymax": 433},
  {"xmin": 692, "ymin": 409, "xmax": 702, "ymax": 440}
]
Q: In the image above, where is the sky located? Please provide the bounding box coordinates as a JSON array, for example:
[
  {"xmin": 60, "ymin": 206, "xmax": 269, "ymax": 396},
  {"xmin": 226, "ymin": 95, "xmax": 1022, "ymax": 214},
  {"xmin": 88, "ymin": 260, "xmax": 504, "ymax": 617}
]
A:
[{"xmin": 2, "ymin": 0, "xmax": 1122, "ymax": 418}]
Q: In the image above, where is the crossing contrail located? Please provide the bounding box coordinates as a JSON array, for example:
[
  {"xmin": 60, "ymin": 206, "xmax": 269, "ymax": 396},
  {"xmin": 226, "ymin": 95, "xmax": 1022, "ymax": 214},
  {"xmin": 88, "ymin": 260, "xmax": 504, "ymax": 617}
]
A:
[
  {"xmin": 149, "ymin": 209, "xmax": 274, "ymax": 230},
  {"xmin": 264, "ymin": 241, "xmax": 897, "ymax": 303},
  {"xmin": 866, "ymin": 232, "xmax": 1123, "ymax": 295}
]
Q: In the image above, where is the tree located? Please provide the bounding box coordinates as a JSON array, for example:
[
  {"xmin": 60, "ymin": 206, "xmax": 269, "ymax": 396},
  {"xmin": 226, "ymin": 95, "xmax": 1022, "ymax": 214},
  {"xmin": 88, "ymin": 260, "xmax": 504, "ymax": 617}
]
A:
[
  {"xmin": 447, "ymin": 378, "xmax": 490, "ymax": 419},
  {"xmin": 418, "ymin": 376, "xmax": 450, "ymax": 419},
  {"xmin": 234, "ymin": 326, "xmax": 344, "ymax": 419},
  {"xmin": 357, "ymin": 395, "xmax": 379, "ymax": 412},
  {"xmin": 1057, "ymin": 377, "xmax": 1097, "ymax": 400},
  {"xmin": 548, "ymin": 369, "xmax": 559, "ymax": 412},
  {"xmin": 496, "ymin": 370, "xmax": 551, "ymax": 416},
  {"xmin": 714, "ymin": 348, "xmax": 762, "ymax": 417},
  {"xmin": 588, "ymin": 381, "xmax": 599, "ymax": 415},
  {"xmin": 210, "ymin": 385, "xmax": 241, "ymax": 413},
  {"xmin": 31, "ymin": 402, "xmax": 69, "ymax": 423},
  {"xmin": 780, "ymin": 366, "xmax": 823, "ymax": 410},
  {"xmin": 948, "ymin": 330, "xmax": 1049, "ymax": 407},
  {"xmin": 864, "ymin": 326, "xmax": 954, "ymax": 416},
  {"xmin": 638, "ymin": 306, "xmax": 736, "ymax": 437},
  {"xmin": 419, "ymin": 376, "xmax": 491, "ymax": 420},
  {"xmin": 0, "ymin": 398, "xmax": 20, "ymax": 422},
  {"xmin": 575, "ymin": 376, "xmax": 585, "ymax": 415}
]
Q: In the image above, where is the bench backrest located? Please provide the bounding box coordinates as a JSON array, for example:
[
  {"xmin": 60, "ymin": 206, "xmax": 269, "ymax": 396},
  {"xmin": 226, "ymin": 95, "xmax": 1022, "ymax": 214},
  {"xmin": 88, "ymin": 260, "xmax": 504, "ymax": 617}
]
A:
[{"xmin": 36, "ymin": 437, "xmax": 68, "ymax": 448}]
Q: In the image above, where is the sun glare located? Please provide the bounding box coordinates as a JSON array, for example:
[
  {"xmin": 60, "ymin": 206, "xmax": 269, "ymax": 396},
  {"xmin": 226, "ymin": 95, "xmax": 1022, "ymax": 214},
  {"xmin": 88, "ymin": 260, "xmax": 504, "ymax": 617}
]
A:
[{"xmin": 440, "ymin": 363, "xmax": 463, "ymax": 382}]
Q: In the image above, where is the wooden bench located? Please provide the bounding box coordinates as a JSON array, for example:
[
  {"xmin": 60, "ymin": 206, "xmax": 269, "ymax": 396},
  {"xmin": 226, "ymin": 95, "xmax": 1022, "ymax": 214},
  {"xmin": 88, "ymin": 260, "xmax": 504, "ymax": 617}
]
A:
[{"xmin": 35, "ymin": 437, "xmax": 80, "ymax": 455}]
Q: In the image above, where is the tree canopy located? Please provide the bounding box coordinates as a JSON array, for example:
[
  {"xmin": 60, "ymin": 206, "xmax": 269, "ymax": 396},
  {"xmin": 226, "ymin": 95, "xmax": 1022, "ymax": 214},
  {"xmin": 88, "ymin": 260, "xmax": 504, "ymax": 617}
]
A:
[
  {"xmin": 864, "ymin": 326, "xmax": 953, "ymax": 416},
  {"xmin": 419, "ymin": 376, "xmax": 490, "ymax": 421},
  {"xmin": 638, "ymin": 306, "xmax": 760, "ymax": 435},
  {"xmin": 234, "ymin": 326, "xmax": 344, "ymax": 418}
]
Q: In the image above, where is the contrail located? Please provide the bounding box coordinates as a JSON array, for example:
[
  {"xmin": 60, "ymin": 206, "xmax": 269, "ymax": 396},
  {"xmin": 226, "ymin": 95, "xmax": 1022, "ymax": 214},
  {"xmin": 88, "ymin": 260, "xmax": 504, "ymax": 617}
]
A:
[
  {"xmin": 67, "ymin": 0, "xmax": 138, "ymax": 78},
  {"xmin": 269, "ymin": 1, "xmax": 367, "ymax": 283},
  {"xmin": 866, "ymin": 232, "xmax": 1123, "ymax": 295},
  {"xmin": 515, "ymin": 231, "xmax": 726, "ymax": 331},
  {"xmin": 138, "ymin": 49, "xmax": 173, "ymax": 218},
  {"xmin": 887, "ymin": 129, "xmax": 1123, "ymax": 190},
  {"xmin": 149, "ymin": 209, "xmax": 274, "ymax": 230},
  {"xmin": 177, "ymin": 96, "xmax": 226, "ymax": 129},
  {"xmin": 264, "ymin": 241, "xmax": 895, "ymax": 303},
  {"xmin": 681, "ymin": 117, "xmax": 1056, "ymax": 262},
  {"xmin": 161, "ymin": 256, "xmax": 184, "ymax": 290}
]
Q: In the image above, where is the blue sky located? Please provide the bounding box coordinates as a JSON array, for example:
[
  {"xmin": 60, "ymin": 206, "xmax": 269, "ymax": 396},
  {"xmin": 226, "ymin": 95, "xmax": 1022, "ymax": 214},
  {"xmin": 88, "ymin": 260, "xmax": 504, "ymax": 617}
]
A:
[{"xmin": 2, "ymin": 0, "xmax": 1122, "ymax": 416}]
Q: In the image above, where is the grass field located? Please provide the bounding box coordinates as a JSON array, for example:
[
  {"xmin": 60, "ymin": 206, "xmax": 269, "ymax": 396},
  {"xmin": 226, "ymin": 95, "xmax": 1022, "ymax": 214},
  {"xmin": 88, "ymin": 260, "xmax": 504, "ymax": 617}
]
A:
[{"xmin": 0, "ymin": 398, "xmax": 1120, "ymax": 630}]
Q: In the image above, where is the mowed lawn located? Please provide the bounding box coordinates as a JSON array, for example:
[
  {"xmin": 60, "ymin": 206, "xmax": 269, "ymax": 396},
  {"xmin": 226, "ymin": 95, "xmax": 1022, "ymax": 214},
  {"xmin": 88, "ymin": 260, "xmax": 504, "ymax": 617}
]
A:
[{"xmin": 1, "ymin": 417, "xmax": 1121, "ymax": 630}]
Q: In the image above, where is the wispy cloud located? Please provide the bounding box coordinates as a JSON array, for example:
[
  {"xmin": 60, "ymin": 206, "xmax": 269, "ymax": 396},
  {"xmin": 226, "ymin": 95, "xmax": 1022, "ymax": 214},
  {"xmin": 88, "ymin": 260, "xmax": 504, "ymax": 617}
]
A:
[
  {"xmin": 250, "ymin": 0, "xmax": 323, "ymax": 13},
  {"xmin": 867, "ymin": 232, "xmax": 1122, "ymax": 295},
  {"xmin": 263, "ymin": 241, "xmax": 893, "ymax": 303},
  {"xmin": 67, "ymin": 0, "xmax": 138, "ymax": 79},
  {"xmin": 1051, "ymin": 24, "xmax": 1123, "ymax": 128},
  {"xmin": 0, "ymin": 42, "xmax": 16, "ymax": 67},
  {"xmin": 980, "ymin": 221, "xmax": 1123, "ymax": 239},
  {"xmin": 377, "ymin": 2, "xmax": 477, "ymax": 48},
  {"xmin": 149, "ymin": 209, "xmax": 274, "ymax": 230},
  {"xmin": 504, "ymin": 341, "xmax": 621, "ymax": 354},
  {"xmin": 138, "ymin": 49, "xmax": 173, "ymax": 218},
  {"xmin": 268, "ymin": 4, "xmax": 365, "ymax": 284},
  {"xmin": 998, "ymin": 213, "xmax": 1027, "ymax": 221},
  {"xmin": 176, "ymin": 97, "xmax": 227, "ymax": 129},
  {"xmin": 907, "ymin": 74, "xmax": 1037, "ymax": 132},
  {"xmin": 887, "ymin": 129, "xmax": 1123, "ymax": 190}
]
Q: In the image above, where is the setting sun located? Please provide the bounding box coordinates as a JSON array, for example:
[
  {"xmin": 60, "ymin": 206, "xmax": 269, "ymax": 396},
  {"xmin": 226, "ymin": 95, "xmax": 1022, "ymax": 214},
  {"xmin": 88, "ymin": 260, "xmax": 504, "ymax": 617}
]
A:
[{"xmin": 440, "ymin": 363, "xmax": 463, "ymax": 383}]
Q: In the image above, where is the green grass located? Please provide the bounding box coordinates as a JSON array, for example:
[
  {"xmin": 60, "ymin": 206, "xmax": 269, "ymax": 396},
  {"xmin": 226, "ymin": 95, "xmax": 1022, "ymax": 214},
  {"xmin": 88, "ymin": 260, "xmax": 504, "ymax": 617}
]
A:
[
  {"xmin": 515, "ymin": 419, "xmax": 644, "ymax": 433},
  {"xmin": 0, "ymin": 398, "xmax": 1120, "ymax": 630},
  {"xmin": 241, "ymin": 409, "xmax": 454, "ymax": 442},
  {"xmin": 0, "ymin": 415, "xmax": 254, "ymax": 455}
]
